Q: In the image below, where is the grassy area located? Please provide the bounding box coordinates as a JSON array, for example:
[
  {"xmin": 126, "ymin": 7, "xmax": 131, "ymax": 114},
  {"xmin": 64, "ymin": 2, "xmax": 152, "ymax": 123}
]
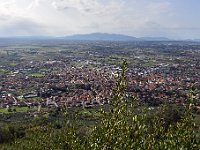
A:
[
  {"xmin": 9, "ymin": 62, "xmax": 17, "ymax": 67},
  {"xmin": 0, "ymin": 108, "xmax": 8, "ymax": 113},
  {"xmin": 0, "ymin": 69, "xmax": 7, "ymax": 75},
  {"xmin": 78, "ymin": 108, "xmax": 103, "ymax": 118},
  {"xmin": 0, "ymin": 107, "xmax": 37, "ymax": 114},
  {"xmin": 39, "ymin": 68, "xmax": 48, "ymax": 73},
  {"xmin": 16, "ymin": 107, "xmax": 31, "ymax": 112},
  {"xmin": 30, "ymin": 73, "xmax": 45, "ymax": 77}
]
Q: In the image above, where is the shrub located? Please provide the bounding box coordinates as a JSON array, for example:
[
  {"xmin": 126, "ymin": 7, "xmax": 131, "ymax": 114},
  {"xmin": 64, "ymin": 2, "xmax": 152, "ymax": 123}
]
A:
[{"xmin": 0, "ymin": 127, "xmax": 13, "ymax": 144}]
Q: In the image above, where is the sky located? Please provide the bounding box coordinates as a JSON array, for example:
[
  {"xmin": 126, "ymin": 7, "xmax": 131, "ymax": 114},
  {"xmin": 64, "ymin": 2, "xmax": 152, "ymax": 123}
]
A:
[{"xmin": 0, "ymin": 0, "xmax": 200, "ymax": 39}]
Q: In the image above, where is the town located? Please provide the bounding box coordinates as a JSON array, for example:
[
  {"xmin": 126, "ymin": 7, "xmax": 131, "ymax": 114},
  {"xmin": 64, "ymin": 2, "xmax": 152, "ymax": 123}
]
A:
[{"xmin": 0, "ymin": 40, "xmax": 199, "ymax": 114}]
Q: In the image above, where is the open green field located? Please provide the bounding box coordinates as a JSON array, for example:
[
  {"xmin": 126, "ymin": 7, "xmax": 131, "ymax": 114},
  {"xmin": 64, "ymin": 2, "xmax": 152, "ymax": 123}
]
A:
[
  {"xmin": 0, "ymin": 69, "xmax": 7, "ymax": 75},
  {"xmin": 29, "ymin": 73, "xmax": 45, "ymax": 77},
  {"xmin": 0, "ymin": 107, "xmax": 37, "ymax": 114}
]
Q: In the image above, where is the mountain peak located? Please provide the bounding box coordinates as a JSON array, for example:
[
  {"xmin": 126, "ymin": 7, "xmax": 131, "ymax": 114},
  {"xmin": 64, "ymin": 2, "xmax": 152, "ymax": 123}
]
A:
[{"xmin": 62, "ymin": 33, "xmax": 138, "ymax": 41}]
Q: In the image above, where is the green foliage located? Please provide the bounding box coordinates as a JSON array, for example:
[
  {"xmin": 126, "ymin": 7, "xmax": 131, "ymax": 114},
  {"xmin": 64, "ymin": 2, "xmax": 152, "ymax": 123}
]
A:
[
  {"xmin": 0, "ymin": 126, "xmax": 25, "ymax": 144},
  {"xmin": 1, "ymin": 60, "xmax": 199, "ymax": 149},
  {"xmin": 88, "ymin": 60, "xmax": 199, "ymax": 150},
  {"xmin": 0, "ymin": 127, "xmax": 13, "ymax": 144}
]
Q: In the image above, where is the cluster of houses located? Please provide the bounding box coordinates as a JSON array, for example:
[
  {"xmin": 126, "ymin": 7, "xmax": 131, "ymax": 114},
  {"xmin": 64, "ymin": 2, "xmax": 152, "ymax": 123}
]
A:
[
  {"xmin": 0, "ymin": 58, "xmax": 199, "ymax": 113},
  {"xmin": 127, "ymin": 63, "xmax": 200, "ymax": 106},
  {"xmin": 0, "ymin": 61, "xmax": 117, "ymax": 111}
]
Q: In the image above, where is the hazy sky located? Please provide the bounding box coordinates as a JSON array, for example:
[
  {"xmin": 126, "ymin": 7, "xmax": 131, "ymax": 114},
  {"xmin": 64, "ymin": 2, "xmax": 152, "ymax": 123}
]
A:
[{"xmin": 0, "ymin": 0, "xmax": 200, "ymax": 39}]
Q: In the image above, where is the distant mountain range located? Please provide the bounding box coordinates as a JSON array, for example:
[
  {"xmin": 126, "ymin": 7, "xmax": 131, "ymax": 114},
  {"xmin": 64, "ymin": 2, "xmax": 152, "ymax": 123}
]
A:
[
  {"xmin": 61, "ymin": 33, "xmax": 171, "ymax": 41},
  {"xmin": 61, "ymin": 33, "xmax": 137, "ymax": 41},
  {"xmin": 192, "ymin": 39, "xmax": 200, "ymax": 42},
  {"xmin": 1, "ymin": 33, "xmax": 200, "ymax": 42},
  {"xmin": 139, "ymin": 36, "xmax": 171, "ymax": 41}
]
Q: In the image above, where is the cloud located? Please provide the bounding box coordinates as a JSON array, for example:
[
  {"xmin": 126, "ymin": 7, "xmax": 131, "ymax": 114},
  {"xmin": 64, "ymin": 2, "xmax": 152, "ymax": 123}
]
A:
[
  {"xmin": 0, "ymin": 0, "xmax": 199, "ymax": 38},
  {"xmin": 0, "ymin": 14, "xmax": 10, "ymax": 21},
  {"xmin": 0, "ymin": 18, "xmax": 47, "ymax": 36},
  {"xmin": 28, "ymin": 0, "xmax": 42, "ymax": 9},
  {"xmin": 51, "ymin": 0, "xmax": 122, "ymax": 14},
  {"xmin": 0, "ymin": 0, "xmax": 45, "ymax": 36},
  {"xmin": 0, "ymin": 0, "xmax": 172, "ymax": 36}
]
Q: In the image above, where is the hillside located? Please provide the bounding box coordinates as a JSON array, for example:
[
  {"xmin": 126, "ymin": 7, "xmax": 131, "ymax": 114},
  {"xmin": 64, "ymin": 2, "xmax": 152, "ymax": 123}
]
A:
[{"xmin": 62, "ymin": 33, "xmax": 138, "ymax": 41}]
